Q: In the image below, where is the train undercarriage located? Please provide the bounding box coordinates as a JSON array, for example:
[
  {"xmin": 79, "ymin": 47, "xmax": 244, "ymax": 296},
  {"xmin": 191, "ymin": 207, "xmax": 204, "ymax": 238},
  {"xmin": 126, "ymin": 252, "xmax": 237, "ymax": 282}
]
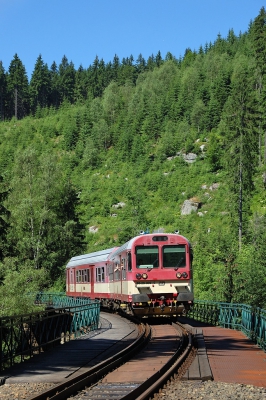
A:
[{"xmin": 100, "ymin": 297, "xmax": 193, "ymax": 318}]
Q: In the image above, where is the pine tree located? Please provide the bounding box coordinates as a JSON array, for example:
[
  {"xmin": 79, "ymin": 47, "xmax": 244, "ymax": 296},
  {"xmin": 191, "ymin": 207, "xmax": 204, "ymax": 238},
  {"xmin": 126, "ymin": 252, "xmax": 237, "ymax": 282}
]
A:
[
  {"xmin": 6, "ymin": 54, "xmax": 29, "ymax": 119},
  {"xmin": 147, "ymin": 54, "xmax": 155, "ymax": 70},
  {"xmin": 0, "ymin": 62, "xmax": 7, "ymax": 120},
  {"xmin": 155, "ymin": 50, "xmax": 163, "ymax": 67},
  {"xmin": 250, "ymin": 7, "xmax": 266, "ymax": 187},
  {"xmin": 74, "ymin": 65, "xmax": 88, "ymax": 102},
  {"xmin": 136, "ymin": 54, "xmax": 146, "ymax": 73},
  {"xmin": 222, "ymin": 55, "xmax": 259, "ymax": 250},
  {"xmin": 59, "ymin": 56, "xmax": 76, "ymax": 103},
  {"xmin": 251, "ymin": 7, "xmax": 266, "ymax": 76},
  {"xmin": 49, "ymin": 61, "xmax": 60, "ymax": 108},
  {"xmin": 29, "ymin": 55, "xmax": 51, "ymax": 113},
  {"xmin": 111, "ymin": 54, "xmax": 120, "ymax": 81}
]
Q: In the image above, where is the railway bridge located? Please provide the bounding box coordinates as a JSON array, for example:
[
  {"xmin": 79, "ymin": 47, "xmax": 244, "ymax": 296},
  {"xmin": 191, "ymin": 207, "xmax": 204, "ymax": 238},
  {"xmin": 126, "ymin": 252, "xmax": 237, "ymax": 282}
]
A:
[{"xmin": 0, "ymin": 295, "xmax": 265, "ymax": 398}]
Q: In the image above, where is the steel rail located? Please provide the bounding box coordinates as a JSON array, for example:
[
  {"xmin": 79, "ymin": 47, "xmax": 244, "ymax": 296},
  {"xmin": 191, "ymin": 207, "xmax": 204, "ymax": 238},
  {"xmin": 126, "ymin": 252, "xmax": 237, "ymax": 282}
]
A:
[
  {"xmin": 121, "ymin": 322, "xmax": 193, "ymax": 400},
  {"xmin": 28, "ymin": 322, "xmax": 150, "ymax": 400}
]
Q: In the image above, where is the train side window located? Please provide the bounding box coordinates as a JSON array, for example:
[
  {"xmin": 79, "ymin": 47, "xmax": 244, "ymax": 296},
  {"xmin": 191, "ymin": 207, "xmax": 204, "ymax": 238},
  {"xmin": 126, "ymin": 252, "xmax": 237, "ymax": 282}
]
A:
[
  {"xmin": 114, "ymin": 263, "xmax": 120, "ymax": 280},
  {"xmin": 122, "ymin": 258, "xmax": 126, "ymax": 279},
  {"xmin": 83, "ymin": 269, "xmax": 90, "ymax": 282},
  {"xmin": 122, "ymin": 267, "xmax": 126, "ymax": 280},
  {"xmin": 109, "ymin": 264, "xmax": 114, "ymax": 281},
  {"xmin": 76, "ymin": 270, "xmax": 83, "ymax": 282},
  {"xmin": 163, "ymin": 245, "xmax": 186, "ymax": 268},
  {"xmin": 96, "ymin": 267, "xmax": 105, "ymax": 282},
  {"xmin": 76, "ymin": 270, "xmax": 81, "ymax": 282}
]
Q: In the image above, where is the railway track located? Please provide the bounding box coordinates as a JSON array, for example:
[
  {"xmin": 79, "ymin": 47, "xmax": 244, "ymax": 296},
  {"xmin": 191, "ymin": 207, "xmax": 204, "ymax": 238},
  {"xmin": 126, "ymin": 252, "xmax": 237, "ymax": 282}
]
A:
[{"xmin": 28, "ymin": 317, "xmax": 194, "ymax": 400}]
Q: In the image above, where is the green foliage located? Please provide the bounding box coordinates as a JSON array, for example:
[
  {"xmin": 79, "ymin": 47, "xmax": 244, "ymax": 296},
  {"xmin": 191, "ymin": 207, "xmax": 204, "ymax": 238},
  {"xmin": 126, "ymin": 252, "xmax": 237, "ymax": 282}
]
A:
[
  {"xmin": 0, "ymin": 258, "xmax": 48, "ymax": 317},
  {"xmin": 0, "ymin": 9, "xmax": 266, "ymax": 315},
  {"xmin": 0, "ymin": 175, "xmax": 10, "ymax": 260}
]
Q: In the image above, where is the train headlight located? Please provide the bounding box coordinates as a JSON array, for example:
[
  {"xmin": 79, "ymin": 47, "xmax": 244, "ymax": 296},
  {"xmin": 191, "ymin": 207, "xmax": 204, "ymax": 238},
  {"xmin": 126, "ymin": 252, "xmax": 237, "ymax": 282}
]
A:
[
  {"xmin": 182, "ymin": 272, "xmax": 188, "ymax": 278},
  {"xmin": 142, "ymin": 273, "xmax": 148, "ymax": 279},
  {"xmin": 136, "ymin": 273, "xmax": 142, "ymax": 279},
  {"xmin": 176, "ymin": 272, "xmax": 182, "ymax": 278}
]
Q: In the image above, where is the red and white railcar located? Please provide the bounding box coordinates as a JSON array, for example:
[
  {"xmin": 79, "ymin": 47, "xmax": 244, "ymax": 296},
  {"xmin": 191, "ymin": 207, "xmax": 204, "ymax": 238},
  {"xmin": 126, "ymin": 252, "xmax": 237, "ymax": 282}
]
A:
[{"xmin": 66, "ymin": 232, "xmax": 194, "ymax": 317}]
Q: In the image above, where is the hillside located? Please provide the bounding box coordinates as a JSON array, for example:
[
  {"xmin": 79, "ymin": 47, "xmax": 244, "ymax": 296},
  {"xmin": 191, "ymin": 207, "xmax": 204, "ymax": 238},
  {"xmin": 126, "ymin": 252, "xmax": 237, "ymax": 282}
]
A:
[{"xmin": 0, "ymin": 8, "xmax": 266, "ymax": 315}]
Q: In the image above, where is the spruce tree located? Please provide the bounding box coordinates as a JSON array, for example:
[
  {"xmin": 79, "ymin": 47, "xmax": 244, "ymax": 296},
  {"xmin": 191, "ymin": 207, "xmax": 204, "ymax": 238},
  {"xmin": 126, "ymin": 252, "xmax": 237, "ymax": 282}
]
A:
[
  {"xmin": 250, "ymin": 7, "xmax": 266, "ymax": 187},
  {"xmin": 30, "ymin": 55, "xmax": 51, "ymax": 113},
  {"xmin": 0, "ymin": 62, "xmax": 7, "ymax": 120},
  {"xmin": 49, "ymin": 61, "xmax": 60, "ymax": 108},
  {"xmin": 222, "ymin": 56, "xmax": 259, "ymax": 250},
  {"xmin": 59, "ymin": 56, "xmax": 76, "ymax": 103},
  {"xmin": 6, "ymin": 54, "xmax": 29, "ymax": 119}
]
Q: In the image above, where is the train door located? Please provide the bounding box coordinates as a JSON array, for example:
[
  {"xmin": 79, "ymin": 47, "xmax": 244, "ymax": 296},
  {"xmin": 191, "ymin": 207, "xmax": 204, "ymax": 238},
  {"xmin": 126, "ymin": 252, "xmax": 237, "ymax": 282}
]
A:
[
  {"xmin": 66, "ymin": 269, "xmax": 73, "ymax": 294},
  {"xmin": 120, "ymin": 256, "xmax": 123, "ymax": 299},
  {"xmin": 69, "ymin": 268, "xmax": 76, "ymax": 293},
  {"xmin": 89, "ymin": 265, "xmax": 95, "ymax": 298},
  {"xmin": 106, "ymin": 263, "xmax": 111, "ymax": 297},
  {"xmin": 121, "ymin": 255, "xmax": 127, "ymax": 300}
]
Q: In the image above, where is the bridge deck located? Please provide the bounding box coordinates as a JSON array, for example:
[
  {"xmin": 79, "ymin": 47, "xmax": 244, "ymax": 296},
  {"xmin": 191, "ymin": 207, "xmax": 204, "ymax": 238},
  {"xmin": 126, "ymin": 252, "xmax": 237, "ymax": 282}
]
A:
[
  {"xmin": 203, "ymin": 325, "xmax": 266, "ymax": 388},
  {"xmin": 181, "ymin": 317, "xmax": 266, "ymax": 388},
  {"xmin": 0, "ymin": 313, "xmax": 138, "ymax": 384},
  {"xmin": 1, "ymin": 315, "xmax": 265, "ymax": 389}
]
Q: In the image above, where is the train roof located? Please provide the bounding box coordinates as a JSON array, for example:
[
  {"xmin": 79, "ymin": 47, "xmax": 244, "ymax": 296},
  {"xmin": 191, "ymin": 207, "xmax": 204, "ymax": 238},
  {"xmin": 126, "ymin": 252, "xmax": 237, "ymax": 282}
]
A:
[
  {"xmin": 109, "ymin": 237, "xmax": 135, "ymax": 260},
  {"xmin": 67, "ymin": 233, "xmax": 192, "ymax": 267},
  {"xmin": 66, "ymin": 247, "xmax": 116, "ymax": 268},
  {"xmin": 109, "ymin": 232, "xmax": 191, "ymax": 260}
]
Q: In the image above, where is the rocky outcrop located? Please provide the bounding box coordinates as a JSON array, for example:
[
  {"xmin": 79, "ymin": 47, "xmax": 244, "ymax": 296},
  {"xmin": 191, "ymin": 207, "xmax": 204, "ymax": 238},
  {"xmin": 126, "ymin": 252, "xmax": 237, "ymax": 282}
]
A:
[{"xmin": 181, "ymin": 199, "xmax": 201, "ymax": 215}]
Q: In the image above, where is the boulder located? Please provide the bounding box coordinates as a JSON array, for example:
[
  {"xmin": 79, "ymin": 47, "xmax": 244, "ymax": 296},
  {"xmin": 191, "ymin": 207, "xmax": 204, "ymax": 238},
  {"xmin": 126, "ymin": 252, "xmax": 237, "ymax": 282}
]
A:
[{"xmin": 181, "ymin": 199, "xmax": 200, "ymax": 215}]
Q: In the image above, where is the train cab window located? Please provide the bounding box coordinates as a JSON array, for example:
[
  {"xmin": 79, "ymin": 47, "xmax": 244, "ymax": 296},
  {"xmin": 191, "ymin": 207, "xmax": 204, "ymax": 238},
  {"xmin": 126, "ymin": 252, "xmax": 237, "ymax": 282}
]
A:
[
  {"xmin": 136, "ymin": 246, "xmax": 159, "ymax": 268},
  {"xmin": 163, "ymin": 245, "xmax": 186, "ymax": 268},
  {"xmin": 96, "ymin": 267, "xmax": 105, "ymax": 282}
]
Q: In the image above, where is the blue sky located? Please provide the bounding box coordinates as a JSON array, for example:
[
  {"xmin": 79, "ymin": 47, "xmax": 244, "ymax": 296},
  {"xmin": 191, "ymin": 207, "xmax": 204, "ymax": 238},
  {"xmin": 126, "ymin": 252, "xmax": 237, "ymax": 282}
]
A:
[{"xmin": 0, "ymin": 0, "xmax": 265, "ymax": 79}]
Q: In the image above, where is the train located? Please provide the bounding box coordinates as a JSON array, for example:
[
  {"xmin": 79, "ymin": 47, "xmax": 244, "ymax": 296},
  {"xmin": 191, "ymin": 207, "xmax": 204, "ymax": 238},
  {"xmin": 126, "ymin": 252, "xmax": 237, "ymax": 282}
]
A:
[{"xmin": 66, "ymin": 231, "xmax": 194, "ymax": 317}]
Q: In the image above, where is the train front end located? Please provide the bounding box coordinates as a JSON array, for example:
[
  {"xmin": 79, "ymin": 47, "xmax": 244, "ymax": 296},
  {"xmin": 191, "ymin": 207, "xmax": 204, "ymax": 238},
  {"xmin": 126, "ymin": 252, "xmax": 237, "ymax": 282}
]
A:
[{"xmin": 127, "ymin": 233, "xmax": 193, "ymax": 317}]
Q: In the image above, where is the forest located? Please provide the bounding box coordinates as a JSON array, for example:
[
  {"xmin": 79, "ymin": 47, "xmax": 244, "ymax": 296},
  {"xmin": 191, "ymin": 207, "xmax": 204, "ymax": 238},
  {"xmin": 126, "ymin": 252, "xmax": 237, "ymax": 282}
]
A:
[{"xmin": 0, "ymin": 8, "xmax": 266, "ymax": 316}]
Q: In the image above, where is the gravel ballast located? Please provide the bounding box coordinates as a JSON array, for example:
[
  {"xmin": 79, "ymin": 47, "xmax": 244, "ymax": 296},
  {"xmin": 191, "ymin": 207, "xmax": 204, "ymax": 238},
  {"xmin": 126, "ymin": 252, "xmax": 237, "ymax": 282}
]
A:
[{"xmin": 0, "ymin": 380, "xmax": 266, "ymax": 400}]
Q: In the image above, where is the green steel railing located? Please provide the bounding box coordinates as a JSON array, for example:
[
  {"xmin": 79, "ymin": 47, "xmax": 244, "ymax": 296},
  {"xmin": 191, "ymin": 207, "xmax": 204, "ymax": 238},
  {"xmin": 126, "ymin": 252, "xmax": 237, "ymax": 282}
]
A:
[
  {"xmin": 188, "ymin": 300, "xmax": 266, "ymax": 352},
  {"xmin": 0, "ymin": 294, "xmax": 100, "ymax": 372},
  {"xmin": 33, "ymin": 292, "xmax": 97, "ymax": 308}
]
